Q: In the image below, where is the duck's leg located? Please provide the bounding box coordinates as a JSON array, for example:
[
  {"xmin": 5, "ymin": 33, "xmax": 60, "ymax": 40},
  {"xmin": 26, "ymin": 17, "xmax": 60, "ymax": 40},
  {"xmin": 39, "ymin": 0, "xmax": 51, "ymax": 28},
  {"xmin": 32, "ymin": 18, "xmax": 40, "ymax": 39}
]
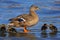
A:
[{"xmin": 23, "ymin": 25, "xmax": 30, "ymax": 33}]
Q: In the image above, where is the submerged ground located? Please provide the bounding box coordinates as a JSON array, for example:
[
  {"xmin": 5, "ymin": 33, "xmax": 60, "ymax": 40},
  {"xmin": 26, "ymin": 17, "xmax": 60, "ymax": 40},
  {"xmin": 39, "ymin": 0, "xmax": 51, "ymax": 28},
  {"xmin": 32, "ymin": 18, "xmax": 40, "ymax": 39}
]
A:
[{"xmin": 0, "ymin": 0, "xmax": 60, "ymax": 40}]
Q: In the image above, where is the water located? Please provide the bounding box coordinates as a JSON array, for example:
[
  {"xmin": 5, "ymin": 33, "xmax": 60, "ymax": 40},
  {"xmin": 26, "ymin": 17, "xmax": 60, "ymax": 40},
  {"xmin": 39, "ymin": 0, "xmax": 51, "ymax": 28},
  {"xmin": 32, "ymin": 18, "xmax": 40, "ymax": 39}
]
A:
[{"xmin": 0, "ymin": 0, "xmax": 60, "ymax": 40}]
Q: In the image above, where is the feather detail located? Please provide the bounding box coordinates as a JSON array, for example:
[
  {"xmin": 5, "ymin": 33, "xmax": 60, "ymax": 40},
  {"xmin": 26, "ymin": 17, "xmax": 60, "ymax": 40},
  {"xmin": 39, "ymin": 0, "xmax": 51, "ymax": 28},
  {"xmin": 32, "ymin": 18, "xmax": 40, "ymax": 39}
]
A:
[{"xmin": 18, "ymin": 18, "xmax": 26, "ymax": 22}]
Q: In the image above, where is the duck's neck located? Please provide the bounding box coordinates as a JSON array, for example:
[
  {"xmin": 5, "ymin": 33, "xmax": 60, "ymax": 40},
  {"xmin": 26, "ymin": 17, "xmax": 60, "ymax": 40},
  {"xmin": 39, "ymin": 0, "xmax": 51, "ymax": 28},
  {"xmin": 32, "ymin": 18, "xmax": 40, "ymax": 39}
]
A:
[{"xmin": 29, "ymin": 9, "xmax": 37, "ymax": 17}]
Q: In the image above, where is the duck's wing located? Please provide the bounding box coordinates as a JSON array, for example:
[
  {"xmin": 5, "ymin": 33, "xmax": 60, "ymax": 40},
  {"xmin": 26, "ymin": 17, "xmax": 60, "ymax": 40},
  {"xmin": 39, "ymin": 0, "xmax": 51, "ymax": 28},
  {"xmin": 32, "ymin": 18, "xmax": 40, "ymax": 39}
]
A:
[
  {"xmin": 9, "ymin": 14, "xmax": 33, "ymax": 22},
  {"xmin": 9, "ymin": 17, "xmax": 18, "ymax": 21},
  {"xmin": 9, "ymin": 14, "xmax": 27, "ymax": 21},
  {"xmin": 17, "ymin": 14, "xmax": 33, "ymax": 22}
]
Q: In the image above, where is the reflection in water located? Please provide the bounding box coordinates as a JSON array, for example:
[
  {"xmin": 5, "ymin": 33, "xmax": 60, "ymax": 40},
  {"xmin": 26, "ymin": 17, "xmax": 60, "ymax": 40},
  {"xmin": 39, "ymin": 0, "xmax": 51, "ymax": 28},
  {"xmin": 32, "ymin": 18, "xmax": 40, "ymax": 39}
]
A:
[
  {"xmin": 0, "ymin": 32, "xmax": 6, "ymax": 37},
  {"xmin": 49, "ymin": 31, "xmax": 57, "ymax": 37},
  {"xmin": 41, "ymin": 31, "xmax": 58, "ymax": 38},
  {"xmin": 0, "ymin": 32, "xmax": 37, "ymax": 40},
  {"xmin": 41, "ymin": 31, "xmax": 48, "ymax": 38},
  {"xmin": 8, "ymin": 32, "xmax": 37, "ymax": 40},
  {"xmin": 0, "ymin": 31, "xmax": 58, "ymax": 40}
]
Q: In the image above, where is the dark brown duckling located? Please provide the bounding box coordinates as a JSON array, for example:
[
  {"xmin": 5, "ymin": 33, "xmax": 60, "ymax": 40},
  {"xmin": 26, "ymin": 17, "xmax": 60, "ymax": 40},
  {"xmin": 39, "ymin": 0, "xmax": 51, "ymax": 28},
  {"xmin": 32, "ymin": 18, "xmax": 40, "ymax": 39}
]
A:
[
  {"xmin": 8, "ymin": 25, "xmax": 17, "ymax": 33},
  {"xmin": 49, "ymin": 24, "xmax": 57, "ymax": 32},
  {"xmin": 41, "ymin": 24, "xmax": 48, "ymax": 31},
  {"xmin": 0, "ymin": 24, "xmax": 6, "ymax": 32},
  {"xmin": 8, "ymin": 28, "xmax": 17, "ymax": 33}
]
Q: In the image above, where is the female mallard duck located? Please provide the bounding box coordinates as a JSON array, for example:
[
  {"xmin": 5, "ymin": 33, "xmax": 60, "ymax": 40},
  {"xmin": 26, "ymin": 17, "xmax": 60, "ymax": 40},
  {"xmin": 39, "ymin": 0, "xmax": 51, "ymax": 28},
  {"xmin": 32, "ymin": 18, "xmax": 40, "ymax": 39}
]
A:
[{"xmin": 9, "ymin": 5, "xmax": 39, "ymax": 33}]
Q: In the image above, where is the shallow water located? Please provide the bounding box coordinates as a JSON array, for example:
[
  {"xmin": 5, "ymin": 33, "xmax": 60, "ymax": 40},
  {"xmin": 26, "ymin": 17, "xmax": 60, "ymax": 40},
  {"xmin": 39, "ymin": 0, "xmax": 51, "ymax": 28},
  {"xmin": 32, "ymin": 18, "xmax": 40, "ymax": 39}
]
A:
[
  {"xmin": 0, "ymin": 0, "xmax": 60, "ymax": 40},
  {"xmin": 0, "ymin": 31, "xmax": 59, "ymax": 40}
]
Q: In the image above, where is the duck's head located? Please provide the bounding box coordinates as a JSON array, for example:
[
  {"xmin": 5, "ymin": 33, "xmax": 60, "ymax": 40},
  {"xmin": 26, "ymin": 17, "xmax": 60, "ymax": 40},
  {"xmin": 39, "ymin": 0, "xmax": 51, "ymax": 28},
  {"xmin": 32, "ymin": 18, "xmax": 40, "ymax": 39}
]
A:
[{"xmin": 30, "ymin": 5, "xmax": 40, "ymax": 11}]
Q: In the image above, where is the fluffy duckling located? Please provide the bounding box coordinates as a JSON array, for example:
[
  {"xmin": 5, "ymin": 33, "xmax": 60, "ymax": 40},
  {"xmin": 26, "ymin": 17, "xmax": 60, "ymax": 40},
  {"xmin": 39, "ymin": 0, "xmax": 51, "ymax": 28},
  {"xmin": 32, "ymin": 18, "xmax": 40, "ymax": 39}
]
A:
[
  {"xmin": 41, "ymin": 24, "xmax": 48, "ymax": 31},
  {"xmin": 8, "ymin": 24, "xmax": 17, "ymax": 32},
  {"xmin": 0, "ymin": 24, "xmax": 6, "ymax": 32},
  {"xmin": 8, "ymin": 27, "xmax": 17, "ymax": 33},
  {"xmin": 49, "ymin": 24, "xmax": 57, "ymax": 32},
  {"xmin": 8, "ymin": 27, "xmax": 17, "ymax": 32}
]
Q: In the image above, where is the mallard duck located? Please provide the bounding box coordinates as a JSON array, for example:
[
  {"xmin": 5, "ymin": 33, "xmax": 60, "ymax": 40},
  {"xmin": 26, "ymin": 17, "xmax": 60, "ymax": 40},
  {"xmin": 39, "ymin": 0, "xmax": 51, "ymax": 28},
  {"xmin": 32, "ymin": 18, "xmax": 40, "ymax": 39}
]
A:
[{"xmin": 9, "ymin": 5, "xmax": 39, "ymax": 33}]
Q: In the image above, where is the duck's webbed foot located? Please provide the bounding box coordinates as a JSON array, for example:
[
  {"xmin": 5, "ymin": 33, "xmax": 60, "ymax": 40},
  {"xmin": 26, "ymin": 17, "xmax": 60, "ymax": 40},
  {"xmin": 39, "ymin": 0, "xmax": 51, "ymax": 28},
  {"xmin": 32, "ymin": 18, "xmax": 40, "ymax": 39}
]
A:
[{"xmin": 23, "ymin": 25, "xmax": 30, "ymax": 33}]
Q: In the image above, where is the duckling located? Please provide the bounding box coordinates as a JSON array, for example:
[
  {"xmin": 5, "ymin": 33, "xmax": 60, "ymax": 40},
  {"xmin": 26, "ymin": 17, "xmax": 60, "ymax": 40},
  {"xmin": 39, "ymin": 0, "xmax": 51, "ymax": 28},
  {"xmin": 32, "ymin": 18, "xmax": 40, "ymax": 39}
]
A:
[
  {"xmin": 9, "ymin": 5, "xmax": 39, "ymax": 33},
  {"xmin": 8, "ymin": 27, "xmax": 17, "ymax": 33},
  {"xmin": 49, "ymin": 24, "xmax": 57, "ymax": 32},
  {"xmin": 0, "ymin": 24, "xmax": 6, "ymax": 32},
  {"xmin": 8, "ymin": 23, "xmax": 17, "ymax": 33},
  {"xmin": 41, "ymin": 24, "xmax": 48, "ymax": 31}
]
